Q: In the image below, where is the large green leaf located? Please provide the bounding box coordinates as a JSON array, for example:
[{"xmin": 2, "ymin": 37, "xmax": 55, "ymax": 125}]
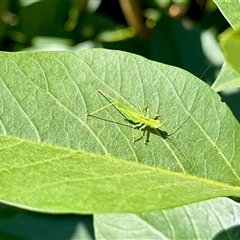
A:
[
  {"xmin": 94, "ymin": 197, "xmax": 240, "ymax": 239},
  {"xmin": 0, "ymin": 49, "xmax": 240, "ymax": 213}
]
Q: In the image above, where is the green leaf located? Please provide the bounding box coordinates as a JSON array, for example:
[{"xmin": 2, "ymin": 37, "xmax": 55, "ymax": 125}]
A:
[
  {"xmin": 219, "ymin": 27, "xmax": 240, "ymax": 77},
  {"xmin": 94, "ymin": 197, "xmax": 240, "ymax": 239},
  {"xmin": 214, "ymin": 0, "xmax": 240, "ymax": 28},
  {"xmin": 0, "ymin": 49, "xmax": 240, "ymax": 213},
  {"xmin": 212, "ymin": 63, "xmax": 240, "ymax": 92}
]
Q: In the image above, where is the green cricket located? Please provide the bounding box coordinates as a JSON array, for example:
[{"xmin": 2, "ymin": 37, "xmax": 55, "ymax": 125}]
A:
[{"xmin": 87, "ymin": 90, "xmax": 186, "ymax": 146}]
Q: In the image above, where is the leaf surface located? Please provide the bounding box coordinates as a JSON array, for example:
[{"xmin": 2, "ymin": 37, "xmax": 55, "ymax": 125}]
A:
[
  {"xmin": 0, "ymin": 49, "xmax": 240, "ymax": 213},
  {"xmin": 94, "ymin": 198, "xmax": 240, "ymax": 239}
]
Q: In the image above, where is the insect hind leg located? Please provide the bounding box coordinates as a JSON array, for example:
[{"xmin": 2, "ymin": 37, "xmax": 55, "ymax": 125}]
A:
[
  {"xmin": 132, "ymin": 123, "xmax": 149, "ymax": 144},
  {"xmin": 143, "ymin": 106, "xmax": 159, "ymax": 120},
  {"xmin": 133, "ymin": 129, "xmax": 147, "ymax": 144}
]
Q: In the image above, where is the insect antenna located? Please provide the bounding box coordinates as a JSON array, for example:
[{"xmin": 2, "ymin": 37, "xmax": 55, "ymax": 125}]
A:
[
  {"xmin": 200, "ymin": 63, "xmax": 212, "ymax": 79},
  {"xmin": 87, "ymin": 114, "xmax": 132, "ymax": 128},
  {"xmin": 97, "ymin": 90, "xmax": 129, "ymax": 120},
  {"xmin": 167, "ymin": 115, "xmax": 191, "ymax": 137}
]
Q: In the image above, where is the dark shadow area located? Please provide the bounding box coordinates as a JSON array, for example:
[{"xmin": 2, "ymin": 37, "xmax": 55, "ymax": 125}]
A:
[
  {"xmin": 212, "ymin": 225, "xmax": 240, "ymax": 240},
  {"xmin": 0, "ymin": 203, "xmax": 94, "ymax": 240},
  {"xmin": 220, "ymin": 90, "xmax": 240, "ymax": 122},
  {"xmin": 151, "ymin": 14, "xmax": 223, "ymax": 85}
]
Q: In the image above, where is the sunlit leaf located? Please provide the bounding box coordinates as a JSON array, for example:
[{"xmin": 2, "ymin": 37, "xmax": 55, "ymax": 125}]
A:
[{"xmin": 0, "ymin": 49, "xmax": 240, "ymax": 213}]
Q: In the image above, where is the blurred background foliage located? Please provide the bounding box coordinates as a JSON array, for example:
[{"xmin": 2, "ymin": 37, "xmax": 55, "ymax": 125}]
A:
[
  {"xmin": 0, "ymin": 0, "xmax": 238, "ymax": 239},
  {"xmin": 0, "ymin": 0, "xmax": 227, "ymax": 82}
]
